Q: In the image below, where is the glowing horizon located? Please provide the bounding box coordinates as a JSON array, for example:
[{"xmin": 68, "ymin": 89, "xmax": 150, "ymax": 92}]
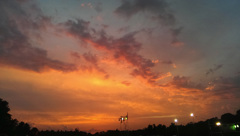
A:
[{"xmin": 1, "ymin": 0, "xmax": 240, "ymax": 132}]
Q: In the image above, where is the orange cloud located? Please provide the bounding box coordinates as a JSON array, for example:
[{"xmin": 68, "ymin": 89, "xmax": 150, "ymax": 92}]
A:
[{"xmin": 63, "ymin": 20, "xmax": 172, "ymax": 86}]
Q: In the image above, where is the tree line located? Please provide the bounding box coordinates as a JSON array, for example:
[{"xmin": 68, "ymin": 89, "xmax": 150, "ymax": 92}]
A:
[{"xmin": 1, "ymin": 98, "xmax": 240, "ymax": 136}]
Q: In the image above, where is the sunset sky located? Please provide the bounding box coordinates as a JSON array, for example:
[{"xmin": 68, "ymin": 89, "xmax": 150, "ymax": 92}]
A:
[{"xmin": 1, "ymin": 0, "xmax": 240, "ymax": 132}]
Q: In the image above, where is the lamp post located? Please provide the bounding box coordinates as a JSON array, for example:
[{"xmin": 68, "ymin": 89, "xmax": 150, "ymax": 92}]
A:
[
  {"xmin": 174, "ymin": 118, "xmax": 179, "ymax": 136},
  {"xmin": 216, "ymin": 122, "xmax": 223, "ymax": 136},
  {"xmin": 190, "ymin": 113, "xmax": 196, "ymax": 136},
  {"xmin": 174, "ymin": 119, "xmax": 178, "ymax": 123},
  {"xmin": 190, "ymin": 113, "xmax": 194, "ymax": 123},
  {"xmin": 216, "ymin": 122, "xmax": 221, "ymax": 126}
]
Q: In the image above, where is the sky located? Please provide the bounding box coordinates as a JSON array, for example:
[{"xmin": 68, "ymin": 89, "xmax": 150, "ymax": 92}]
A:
[{"xmin": 0, "ymin": 0, "xmax": 240, "ymax": 132}]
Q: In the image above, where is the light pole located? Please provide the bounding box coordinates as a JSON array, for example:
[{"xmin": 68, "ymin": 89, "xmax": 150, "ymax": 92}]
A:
[
  {"xmin": 216, "ymin": 122, "xmax": 221, "ymax": 126},
  {"xmin": 190, "ymin": 113, "xmax": 196, "ymax": 136},
  {"xmin": 174, "ymin": 118, "xmax": 179, "ymax": 136},
  {"xmin": 216, "ymin": 122, "xmax": 223, "ymax": 136},
  {"xmin": 190, "ymin": 113, "xmax": 194, "ymax": 123}
]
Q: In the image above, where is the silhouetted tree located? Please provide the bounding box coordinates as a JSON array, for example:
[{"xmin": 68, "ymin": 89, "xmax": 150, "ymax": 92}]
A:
[
  {"xmin": 0, "ymin": 98, "xmax": 12, "ymax": 134},
  {"xmin": 16, "ymin": 122, "xmax": 31, "ymax": 135},
  {"xmin": 221, "ymin": 113, "xmax": 235, "ymax": 124},
  {"xmin": 29, "ymin": 127, "xmax": 39, "ymax": 136},
  {"xmin": 0, "ymin": 98, "xmax": 31, "ymax": 136},
  {"xmin": 236, "ymin": 109, "xmax": 240, "ymax": 122}
]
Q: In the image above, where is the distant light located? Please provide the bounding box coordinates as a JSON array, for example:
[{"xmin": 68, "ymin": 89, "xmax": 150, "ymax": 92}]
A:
[
  {"xmin": 174, "ymin": 119, "xmax": 178, "ymax": 123},
  {"xmin": 231, "ymin": 125, "xmax": 237, "ymax": 130},
  {"xmin": 237, "ymin": 125, "xmax": 239, "ymax": 128},
  {"xmin": 190, "ymin": 113, "xmax": 194, "ymax": 117},
  {"xmin": 125, "ymin": 117, "xmax": 128, "ymax": 120},
  {"xmin": 121, "ymin": 117, "xmax": 124, "ymax": 120},
  {"xmin": 216, "ymin": 122, "xmax": 221, "ymax": 126}
]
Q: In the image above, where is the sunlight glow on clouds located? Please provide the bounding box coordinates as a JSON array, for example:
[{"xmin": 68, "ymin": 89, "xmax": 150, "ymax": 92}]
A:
[{"xmin": 0, "ymin": 0, "xmax": 240, "ymax": 132}]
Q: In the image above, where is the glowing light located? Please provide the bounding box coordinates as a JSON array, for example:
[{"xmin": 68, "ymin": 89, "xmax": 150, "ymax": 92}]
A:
[
  {"xmin": 190, "ymin": 113, "xmax": 194, "ymax": 117},
  {"xmin": 216, "ymin": 122, "xmax": 221, "ymax": 126},
  {"xmin": 234, "ymin": 124, "xmax": 239, "ymax": 128},
  {"xmin": 174, "ymin": 118, "xmax": 178, "ymax": 123}
]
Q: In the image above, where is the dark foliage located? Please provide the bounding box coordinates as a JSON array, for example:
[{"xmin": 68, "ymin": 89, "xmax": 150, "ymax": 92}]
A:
[
  {"xmin": 1, "ymin": 98, "xmax": 240, "ymax": 136},
  {"xmin": 0, "ymin": 98, "xmax": 34, "ymax": 136}
]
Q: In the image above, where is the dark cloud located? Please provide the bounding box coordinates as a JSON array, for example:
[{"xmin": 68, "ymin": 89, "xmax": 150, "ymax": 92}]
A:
[
  {"xmin": 160, "ymin": 60, "xmax": 173, "ymax": 65},
  {"xmin": 118, "ymin": 26, "xmax": 130, "ymax": 33},
  {"xmin": 96, "ymin": 32, "xmax": 166, "ymax": 85},
  {"xmin": 83, "ymin": 52, "xmax": 98, "ymax": 64},
  {"xmin": 70, "ymin": 51, "xmax": 107, "ymax": 76},
  {"xmin": 170, "ymin": 27, "xmax": 185, "ymax": 47},
  {"xmin": 115, "ymin": 0, "xmax": 175, "ymax": 25},
  {"xmin": 70, "ymin": 52, "xmax": 81, "ymax": 59},
  {"xmin": 94, "ymin": 2, "xmax": 102, "ymax": 12},
  {"xmin": 115, "ymin": 0, "xmax": 185, "ymax": 47},
  {"xmin": 101, "ymin": 24, "xmax": 109, "ymax": 29},
  {"xmin": 165, "ymin": 75, "xmax": 240, "ymax": 102},
  {"xmin": 82, "ymin": 52, "xmax": 107, "ymax": 75},
  {"xmin": 168, "ymin": 76, "xmax": 203, "ymax": 90},
  {"xmin": 206, "ymin": 64, "xmax": 223, "ymax": 75},
  {"xmin": 64, "ymin": 19, "xmax": 93, "ymax": 40},
  {"xmin": 64, "ymin": 19, "xmax": 167, "ymax": 85},
  {"xmin": 170, "ymin": 27, "xmax": 183, "ymax": 37},
  {"xmin": 0, "ymin": 0, "xmax": 77, "ymax": 72},
  {"xmin": 159, "ymin": 60, "xmax": 176, "ymax": 68},
  {"xmin": 207, "ymin": 76, "xmax": 240, "ymax": 99}
]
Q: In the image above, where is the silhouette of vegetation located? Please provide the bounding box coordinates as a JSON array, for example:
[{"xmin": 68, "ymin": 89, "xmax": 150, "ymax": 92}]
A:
[
  {"xmin": 1, "ymin": 97, "xmax": 240, "ymax": 136},
  {"xmin": 0, "ymin": 98, "xmax": 38, "ymax": 136}
]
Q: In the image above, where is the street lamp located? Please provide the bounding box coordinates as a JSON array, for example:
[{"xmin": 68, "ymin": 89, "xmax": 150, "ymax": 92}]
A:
[
  {"xmin": 216, "ymin": 122, "xmax": 223, "ymax": 136},
  {"xmin": 190, "ymin": 113, "xmax": 194, "ymax": 123},
  {"xmin": 216, "ymin": 122, "xmax": 221, "ymax": 126},
  {"xmin": 190, "ymin": 113, "xmax": 194, "ymax": 117},
  {"xmin": 174, "ymin": 118, "xmax": 179, "ymax": 136},
  {"xmin": 174, "ymin": 118, "xmax": 178, "ymax": 123}
]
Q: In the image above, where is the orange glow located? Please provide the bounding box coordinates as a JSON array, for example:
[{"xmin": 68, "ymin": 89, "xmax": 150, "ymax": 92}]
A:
[{"xmin": 1, "ymin": 0, "xmax": 240, "ymax": 133}]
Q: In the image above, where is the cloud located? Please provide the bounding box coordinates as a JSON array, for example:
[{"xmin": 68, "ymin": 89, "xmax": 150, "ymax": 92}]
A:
[
  {"xmin": 64, "ymin": 19, "xmax": 93, "ymax": 40},
  {"xmin": 70, "ymin": 52, "xmax": 81, "ymax": 59},
  {"xmin": 94, "ymin": 2, "xmax": 102, "ymax": 12},
  {"xmin": 118, "ymin": 26, "xmax": 130, "ymax": 33},
  {"xmin": 206, "ymin": 64, "xmax": 223, "ymax": 75},
  {"xmin": 160, "ymin": 74, "xmax": 240, "ymax": 110},
  {"xmin": 82, "ymin": 52, "xmax": 107, "ymax": 76},
  {"xmin": 121, "ymin": 81, "xmax": 131, "ymax": 86},
  {"xmin": 115, "ymin": 0, "xmax": 175, "ymax": 25},
  {"xmin": 208, "ymin": 76, "xmax": 240, "ymax": 97},
  {"xmin": 167, "ymin": 76, "xmax": 204, "ymax": 90},
  {"xmin": 170, "ymin": 27, "xmax": 185, "ymax": 47},
  {"xmin": 64, "ymin": 19, "xmax": 170, "ymax": 85},
  {"xmin": 115, "ymin": 0, "xmax": 185, "ymax": 47},
  {"xmin": 160, "ymin": 60, "xmax": 177, "ymax": 68},
  {"xmin": 83, "ymin": 52, "xmax": 98, "ymax": 64},
  {"xmin": 70, "ymin": 51, "xmax": 107, "ymax": 77},
  {"xmin": 0, "ymin": 0, "xmax": 78, "ymax": 72}
]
